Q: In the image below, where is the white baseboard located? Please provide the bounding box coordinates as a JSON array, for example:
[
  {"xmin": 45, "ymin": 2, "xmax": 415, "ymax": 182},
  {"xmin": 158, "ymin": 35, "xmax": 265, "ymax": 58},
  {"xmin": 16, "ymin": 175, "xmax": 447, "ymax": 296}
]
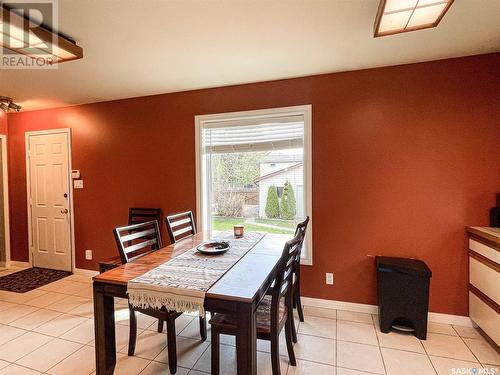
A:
[
  {"xmin": 302, "ymin": 297, "xmax": 377, "ymax": 314},
  {"xmin": 427, "ymin": 311, "xmax": 473, "ymax": 327},
  {"xmin": 302, "ymin": 296, "xmax": 473, "ymax": 327},
  {"xmin": 73, "ymin": 268, "xmax": 99, "ymax": 277},
  {"xmin": 9, "ymin": 261, "xmax": 30, "ymax": 268}
]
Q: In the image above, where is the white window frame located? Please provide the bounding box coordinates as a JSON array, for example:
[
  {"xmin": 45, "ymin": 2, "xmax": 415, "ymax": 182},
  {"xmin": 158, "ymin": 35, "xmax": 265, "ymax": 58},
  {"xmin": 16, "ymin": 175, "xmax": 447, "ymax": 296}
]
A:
[{"xmin": 195, "ymin": 105, "xmax": 313, "ymax": 265}]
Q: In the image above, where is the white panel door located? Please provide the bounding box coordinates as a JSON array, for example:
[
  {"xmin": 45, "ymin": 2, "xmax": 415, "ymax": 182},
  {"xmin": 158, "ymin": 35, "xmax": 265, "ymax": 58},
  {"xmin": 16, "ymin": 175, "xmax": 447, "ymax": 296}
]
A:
[{"xmin": 28, "ymin": 132, "xmax": 72, "ymax": 271}]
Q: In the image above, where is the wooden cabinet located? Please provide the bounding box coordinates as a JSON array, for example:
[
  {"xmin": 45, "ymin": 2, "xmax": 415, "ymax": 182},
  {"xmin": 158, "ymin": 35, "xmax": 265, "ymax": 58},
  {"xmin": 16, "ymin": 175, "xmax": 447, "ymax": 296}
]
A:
[{"xmin": 467, "ymin": 227, "xmax": 500, "ymax": 346}]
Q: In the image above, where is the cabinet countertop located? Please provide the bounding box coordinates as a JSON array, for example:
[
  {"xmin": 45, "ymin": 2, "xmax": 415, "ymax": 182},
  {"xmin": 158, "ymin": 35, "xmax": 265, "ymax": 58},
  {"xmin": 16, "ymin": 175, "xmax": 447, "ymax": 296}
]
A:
[{"xmin": 467, "ymin": 227, "xmax": 500, "ymax": 248}]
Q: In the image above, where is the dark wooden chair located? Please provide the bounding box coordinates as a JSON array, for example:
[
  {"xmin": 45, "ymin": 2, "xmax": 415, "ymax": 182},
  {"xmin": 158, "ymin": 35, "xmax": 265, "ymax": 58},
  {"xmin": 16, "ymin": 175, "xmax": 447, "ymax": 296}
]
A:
[
  {"xmin": 99, "ymin": 208, "xmax": 163, "ymax": 273},
  {"xmin": 265, "ymin": 216, "xmax": 309, "ymax": 344},
  {"xmin": 128, "ymin": 207, "xmax": 162, "ymax": 226},
  {"xmin": 165, "ymin": 211, "xmax": 196, "ymax": 244},
  {"xmin": 209, "ymin": 233, "xmax": 302, "ymax": 375},
  {"xmin": 293, "ymin": 216, "xmax": 310, "ymax": 324},
  {"xmin": 113, "ymin": 220, "xmax": 207, "ymax": 374},
  {"xmin": 165, "ymin": 210, "xmax": 208, "ymax": 341}
]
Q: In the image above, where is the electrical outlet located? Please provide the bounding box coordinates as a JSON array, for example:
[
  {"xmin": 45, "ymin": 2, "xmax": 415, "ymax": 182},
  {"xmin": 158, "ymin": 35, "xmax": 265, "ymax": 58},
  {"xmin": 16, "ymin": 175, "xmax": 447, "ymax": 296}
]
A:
[
  {"xmin": 85, "ymin": 249, "xmax": 93, "ymax": 260},
  {"xmin": 326, "ymin": 273, "xmax": 334, "ymax": 285}
]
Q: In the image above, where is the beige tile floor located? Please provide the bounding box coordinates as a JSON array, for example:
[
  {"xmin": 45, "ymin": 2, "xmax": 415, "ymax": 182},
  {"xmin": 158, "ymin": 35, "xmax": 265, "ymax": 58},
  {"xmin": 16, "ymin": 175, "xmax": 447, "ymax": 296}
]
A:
[{"xmin": 0, "ymin": 268, "xmax": 499, "ymax": 375}]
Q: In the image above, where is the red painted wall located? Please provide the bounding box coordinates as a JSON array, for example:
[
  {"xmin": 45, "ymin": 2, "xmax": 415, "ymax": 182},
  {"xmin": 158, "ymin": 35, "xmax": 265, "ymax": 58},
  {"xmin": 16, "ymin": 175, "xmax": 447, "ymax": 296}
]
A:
[
  {"xmin": 7, "ymin": 53, "xmax": 500, "ymax": 315},
  {"xmin": 0, "ymin": 112, "xmax": 7, "ymax": 135}
]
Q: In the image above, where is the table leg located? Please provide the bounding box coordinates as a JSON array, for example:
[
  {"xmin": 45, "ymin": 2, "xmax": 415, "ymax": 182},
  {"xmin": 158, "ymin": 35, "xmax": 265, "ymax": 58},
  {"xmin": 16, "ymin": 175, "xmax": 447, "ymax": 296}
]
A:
[
  {"xmin": 235, "ymin": 303, "xmax": 257, "ymax": 375},
  {"xmin": 93, "ymin": 283, "xmax": 116, "ymax": 375}
]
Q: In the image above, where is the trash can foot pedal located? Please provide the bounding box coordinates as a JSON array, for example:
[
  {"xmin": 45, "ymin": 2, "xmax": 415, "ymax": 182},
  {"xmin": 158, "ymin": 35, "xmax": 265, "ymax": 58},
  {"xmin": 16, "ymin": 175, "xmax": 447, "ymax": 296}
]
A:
[{"xmin": 391, "ymin": 324, "xmax": 415, "ymax": 332}]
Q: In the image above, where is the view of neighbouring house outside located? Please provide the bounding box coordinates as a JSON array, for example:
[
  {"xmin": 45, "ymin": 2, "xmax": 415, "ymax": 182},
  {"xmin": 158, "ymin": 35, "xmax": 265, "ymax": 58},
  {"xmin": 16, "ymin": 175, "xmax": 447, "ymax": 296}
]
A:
[{"xmin": 210, "ymin": 149, "xmax": 304, "ymax": 235}]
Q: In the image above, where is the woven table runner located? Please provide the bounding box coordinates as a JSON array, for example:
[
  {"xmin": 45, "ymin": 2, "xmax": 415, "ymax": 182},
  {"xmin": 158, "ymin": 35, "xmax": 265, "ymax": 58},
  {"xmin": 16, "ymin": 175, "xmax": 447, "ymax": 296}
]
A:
[{"xmin": 127, "ymin": 231, "xmax": 264, "ymax": 315}]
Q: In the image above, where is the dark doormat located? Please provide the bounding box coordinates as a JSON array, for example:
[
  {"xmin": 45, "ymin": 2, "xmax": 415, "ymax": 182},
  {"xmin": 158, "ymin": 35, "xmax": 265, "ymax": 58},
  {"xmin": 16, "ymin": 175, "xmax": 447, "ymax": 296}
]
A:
[{"xmin": 0, "ymin": 267, "xmax": 72, "ymax": 293}]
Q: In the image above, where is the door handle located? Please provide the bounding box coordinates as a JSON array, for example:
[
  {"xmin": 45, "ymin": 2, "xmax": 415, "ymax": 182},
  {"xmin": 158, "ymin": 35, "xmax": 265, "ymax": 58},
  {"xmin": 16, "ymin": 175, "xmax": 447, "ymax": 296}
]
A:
[{"xmin": 61, "ymin": 209, "xmax": 69, "ymax": 214}]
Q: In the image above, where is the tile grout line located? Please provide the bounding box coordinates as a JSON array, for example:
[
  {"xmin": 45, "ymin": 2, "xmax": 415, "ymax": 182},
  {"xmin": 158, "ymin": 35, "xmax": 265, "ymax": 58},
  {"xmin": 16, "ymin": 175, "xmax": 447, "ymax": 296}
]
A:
[
  {"xmin": 0, "ymin": 279, "xmax": 96, "ymax": 371},
  {"xmin": 337, "ymin": 364, "xmax": 386, "ymax": 375},
  {"xmin": 418, "ymin": 332, "xmax": 438, "ymax": 375},
  {"xmin": 7, "ymin": 334, "xmax": 59, "ymax": 370},
  {"xmin": 0, "ymin": 292, "xmax": 96, "ymax": 369},
  {"xmin": 191, "ymin": 339, "xmax": 212, "ymax": 373},
  {"xmin": 372, "ymin": 314, "xmax": 388, "ymax": 375},
  {"xmin": 7, "ymin": 320, "xmax": 88, "ymax": 371},
  {"xmin": 3, "ymin": 285, "xmax": 498, "ymax": 375},
  {"xmin": 33, "ymin": 338, "xmax": 84, "ymax": 374},
  {"xmin": 451, "ymin": 324, "xmax": 485, "ymax": 367},
  {"xmin": 5, "ymin": 309, "xmax": 93, "ymax": 341},
  {"xmin": 3, "ymin": 361, "xmax": 58, "ymax": 374},
  {"xmin": 3, "ymin": 308, "xmax": 492, "ymax": 372}
]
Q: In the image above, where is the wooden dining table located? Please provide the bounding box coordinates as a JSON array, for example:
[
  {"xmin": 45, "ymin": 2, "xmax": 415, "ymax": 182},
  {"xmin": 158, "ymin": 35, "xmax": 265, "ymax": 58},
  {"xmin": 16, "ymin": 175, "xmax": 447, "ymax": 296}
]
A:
[{"xmin": 92, "ymin": 231, "xmax": 291, "ymax": 375}]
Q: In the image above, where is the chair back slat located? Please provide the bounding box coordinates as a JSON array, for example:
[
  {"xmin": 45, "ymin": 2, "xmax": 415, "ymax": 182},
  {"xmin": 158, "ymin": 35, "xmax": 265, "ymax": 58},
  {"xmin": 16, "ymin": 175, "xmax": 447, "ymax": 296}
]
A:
[
  {"xmin": 128, "ymin": 208, "xmax": 162, "ymax": 225},
  {"xmin": 120, "ymin": 228, "xmax": 156, "ymax": 242},
  {"xmin": 124, "ymin": 238, "xmax": 158, "ymax": 254},
  {"xmin": 169, "ymin": 217, "xmax": 192, "ymax": 228},
  {"xmin": 283, "ymin": 266, "xmax": 293, "ymax": 282},
  {"xmin": 113, "ymin": 220, "xmax": 162, "ymax": 264},
  {"xmin": 165, "ymin": 211, "xmax": 196, "ymax": 243},
  {"xmin": 280, "ymin": 280, "xmax": 291, "ymax": 298},
  {"xmin": 172, "ymin": 225, "xmax": 194, "ymax": 238}
]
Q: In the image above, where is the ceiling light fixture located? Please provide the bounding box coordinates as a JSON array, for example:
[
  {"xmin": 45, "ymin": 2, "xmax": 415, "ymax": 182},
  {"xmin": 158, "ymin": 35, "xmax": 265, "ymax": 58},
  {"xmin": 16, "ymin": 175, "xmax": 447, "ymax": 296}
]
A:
[
  {"xmin": 0, "ymin": 5, "xmax": 83, "ymax": 63},
  {"xmin": 0, "ymin": 96, "xmax": 22, "ymax": 112},
  {"xmin": 374, "ymin": 0, "xmax": 455, "ymax": 37}
]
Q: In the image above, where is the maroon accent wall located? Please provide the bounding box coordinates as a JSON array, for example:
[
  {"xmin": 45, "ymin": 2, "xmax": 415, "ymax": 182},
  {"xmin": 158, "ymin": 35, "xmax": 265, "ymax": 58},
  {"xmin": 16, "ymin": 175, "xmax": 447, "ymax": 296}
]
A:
[
  {"xmin": 0, "ymin": 113, "xmax": 7, "ymax": 135},
  {"xmin": 7, "ymin": 53, "xmax": 500, "ymax": 315}
]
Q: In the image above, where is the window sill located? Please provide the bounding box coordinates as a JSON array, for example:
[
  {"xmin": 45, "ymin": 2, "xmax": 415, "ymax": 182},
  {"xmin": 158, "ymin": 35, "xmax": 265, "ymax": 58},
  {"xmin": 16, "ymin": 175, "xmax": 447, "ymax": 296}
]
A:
[{"xmin": 300, "ymin": 257, "xmax": 313, "ymax": 266}]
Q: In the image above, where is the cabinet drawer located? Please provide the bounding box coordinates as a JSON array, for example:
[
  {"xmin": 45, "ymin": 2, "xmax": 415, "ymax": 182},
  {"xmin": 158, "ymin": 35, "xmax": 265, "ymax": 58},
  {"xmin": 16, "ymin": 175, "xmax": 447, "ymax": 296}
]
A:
[
  {"xmin": 469, "ymin": 257, "xmax": 500, "ymax": 305},
  {"xmin": 469, "ymin": 239, "xmax": 500, "ymax": 264},
  {"xmin": 469, "ymin": 292, "xmax": 500, "ymax": 346}
]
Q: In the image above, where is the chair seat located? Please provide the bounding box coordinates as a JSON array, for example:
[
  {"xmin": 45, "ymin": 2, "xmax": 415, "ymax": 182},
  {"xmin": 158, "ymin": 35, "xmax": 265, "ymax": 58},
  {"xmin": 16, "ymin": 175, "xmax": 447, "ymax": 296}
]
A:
[{"xmin": 210, "ymin": 296, "xmax": 287, "ymax": 333}]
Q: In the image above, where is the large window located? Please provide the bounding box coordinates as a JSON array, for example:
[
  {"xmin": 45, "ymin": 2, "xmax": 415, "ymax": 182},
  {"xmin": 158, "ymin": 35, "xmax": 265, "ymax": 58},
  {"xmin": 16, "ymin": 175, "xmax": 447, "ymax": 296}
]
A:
[{"xmin": 195, "ymin": 105, "xmax": 312, "ymax": 264}]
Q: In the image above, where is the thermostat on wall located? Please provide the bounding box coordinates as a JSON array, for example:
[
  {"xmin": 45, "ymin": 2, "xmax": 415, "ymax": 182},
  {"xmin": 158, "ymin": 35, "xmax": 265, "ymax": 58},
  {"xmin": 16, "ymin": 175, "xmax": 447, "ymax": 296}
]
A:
[{"xmin": 71, "ymin": 170, "xmax": 80, "ymax": 179}]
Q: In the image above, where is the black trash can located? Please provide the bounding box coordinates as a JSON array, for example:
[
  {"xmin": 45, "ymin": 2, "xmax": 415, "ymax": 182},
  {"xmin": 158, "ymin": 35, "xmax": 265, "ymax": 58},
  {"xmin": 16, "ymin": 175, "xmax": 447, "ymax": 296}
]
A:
[{"xmin": 376, "ymin": 256, "xmax": 432, "ymax": 340}]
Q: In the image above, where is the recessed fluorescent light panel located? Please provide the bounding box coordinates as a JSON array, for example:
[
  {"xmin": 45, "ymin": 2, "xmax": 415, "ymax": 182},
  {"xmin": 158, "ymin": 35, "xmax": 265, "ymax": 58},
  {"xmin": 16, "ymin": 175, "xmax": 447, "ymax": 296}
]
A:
[
  {"xmin": 0, "ymin": 4, "xmax": 82, "ymax": 63},
  {"xmin": 374, "ymin": 0, "xmax": 454, "ymax": 37}
]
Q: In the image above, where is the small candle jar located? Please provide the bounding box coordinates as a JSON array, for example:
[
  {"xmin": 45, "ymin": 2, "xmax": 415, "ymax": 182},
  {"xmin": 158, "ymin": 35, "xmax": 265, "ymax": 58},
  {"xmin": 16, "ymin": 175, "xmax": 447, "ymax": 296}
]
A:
[{"xmin": 234, "ymin": 225, "xmax": 244, "ymax": 238}]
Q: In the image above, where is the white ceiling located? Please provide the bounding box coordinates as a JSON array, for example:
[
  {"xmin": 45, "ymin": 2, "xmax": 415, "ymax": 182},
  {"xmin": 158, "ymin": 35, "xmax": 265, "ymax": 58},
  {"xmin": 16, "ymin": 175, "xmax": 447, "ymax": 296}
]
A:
[{"xmin": 1, "ymin": 0, "xmax": 499, "ymax": 111}]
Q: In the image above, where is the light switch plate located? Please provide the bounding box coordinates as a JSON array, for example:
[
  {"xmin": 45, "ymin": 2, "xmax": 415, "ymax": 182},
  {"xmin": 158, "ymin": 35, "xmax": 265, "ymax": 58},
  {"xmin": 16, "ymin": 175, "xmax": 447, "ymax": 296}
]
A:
[{"xmin": 74, "ymin": 179, "xmax": 84, "ymax": 189}]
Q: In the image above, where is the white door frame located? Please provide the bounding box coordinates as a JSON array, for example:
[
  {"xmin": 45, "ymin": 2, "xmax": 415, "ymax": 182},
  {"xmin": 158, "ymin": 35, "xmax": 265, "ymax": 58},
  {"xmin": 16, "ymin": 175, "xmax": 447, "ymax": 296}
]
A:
[
  {"xmin": 25, "ymin": 128, "xmax": 75, "ymax": 271},
  {"xmin": 0, "ymin": 135, "xmax": 11, "ymax": 268}
]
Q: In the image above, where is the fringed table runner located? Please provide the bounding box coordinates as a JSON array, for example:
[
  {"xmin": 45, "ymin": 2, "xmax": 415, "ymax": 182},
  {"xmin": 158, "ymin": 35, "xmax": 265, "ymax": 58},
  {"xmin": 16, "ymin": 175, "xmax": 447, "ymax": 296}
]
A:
[{"xmin": 127, "ymin": 231, "xmax": 264, "ymax": 315}]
